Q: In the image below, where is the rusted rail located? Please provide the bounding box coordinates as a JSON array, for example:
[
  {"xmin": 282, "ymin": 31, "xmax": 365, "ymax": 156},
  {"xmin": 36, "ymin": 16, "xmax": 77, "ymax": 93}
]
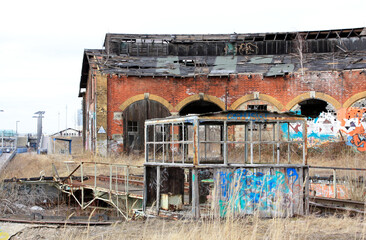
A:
[
  {"xmin": 0, "ymin": 215, "xmax": 123, "ymax": 225},
  {"xmin": 309, "ymin": 196, "xmax": 365, "ymax": 214}
]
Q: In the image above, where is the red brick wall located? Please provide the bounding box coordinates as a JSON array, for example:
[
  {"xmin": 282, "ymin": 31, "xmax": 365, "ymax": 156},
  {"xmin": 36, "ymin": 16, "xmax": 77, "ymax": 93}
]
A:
[{"xmin": 107, "ymin": 70, "xmax": 366, "ymax": 140}]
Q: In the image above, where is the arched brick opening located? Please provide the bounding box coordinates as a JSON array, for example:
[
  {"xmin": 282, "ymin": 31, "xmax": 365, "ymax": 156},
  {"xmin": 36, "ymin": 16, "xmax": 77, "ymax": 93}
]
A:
[
  {"xmin": 230, "ymin": 93, "xmax": 284, "ymax": 111},
  {"xmin": 119, "ymin": 94, "xmax": 173, "ymax": 112},
  {"xmin": 123, "ymin": 99, "xmax": 171, "ymax": 152},
  {"xmin": 175, "ymin": 94, "xmax": 226, "ymax": 114}
]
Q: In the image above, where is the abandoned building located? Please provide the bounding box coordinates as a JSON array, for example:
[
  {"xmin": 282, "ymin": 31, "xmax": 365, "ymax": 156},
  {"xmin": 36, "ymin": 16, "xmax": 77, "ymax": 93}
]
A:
[{"xmin": 78, "ymin": 27, "xmax": 366, "ymax": 156}]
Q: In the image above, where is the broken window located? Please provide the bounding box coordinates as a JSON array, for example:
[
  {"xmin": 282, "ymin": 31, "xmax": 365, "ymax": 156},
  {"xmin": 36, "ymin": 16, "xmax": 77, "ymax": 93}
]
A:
[
  {"xmin": 295, "ymin": 99, "xmax": 335, "ymax": 119},
  {"xmin": 247, "ymin": 104, "xmax": 268, "ymax": 111},
  {"xmin": 127, "ymin": 121, "xmax": 138, "ymax": 133},
  {"xmin": 179, "ymin": 100, "xmax": 222, "ymax": 116}
]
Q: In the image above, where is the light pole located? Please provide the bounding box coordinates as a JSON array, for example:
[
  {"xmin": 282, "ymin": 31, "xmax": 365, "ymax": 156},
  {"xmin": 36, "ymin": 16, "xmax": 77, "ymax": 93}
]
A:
[
  {"xmin": 16, "ymin": 121, "xmax": 20, "ymax": 135},
  {"xmin": 33, "ymin": 111, "xmax": 45, "ymax": 151},
  {"xmin": 0, "ymin": 110, "xmax": 3, "ymax": 149},
  {"xmin": 15, "ymin": 120, "xmax": 20, "ymax": 150}
]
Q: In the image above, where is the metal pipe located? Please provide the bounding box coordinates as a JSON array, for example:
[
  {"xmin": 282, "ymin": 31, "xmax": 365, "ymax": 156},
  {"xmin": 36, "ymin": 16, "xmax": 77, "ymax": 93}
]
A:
[
  {"xmin": 156, "ymin": 166, "xmax": 161, "ymax": 214},
  {"xmin": 309, "ymin": 166, "xmax": 366, "ymax": 171},
  {"xmin": 126, "ymin": 166, "xmax": 129, "ymax": 217},
  {"xmin": 287, "ymin": 123, "xmax": 290, "ymax": 164},
  {"xmin": 94, "ymin": 162, "xmax": 97, "ymax": 190},
  {"xmin": 250, "ymin": 121, "xmax": 253, "ymax": 164},
  {"xmin": 109, "ymin": 165, "xmax": 112, "ymax": 200},
  {"xmin": 272, "ymin": 123, "xmax": 275, "ymax": 163},
  {"xmin": 172, "ymin": 123, "xmax": 175, "ymax": 163},
  {"xmin": 245, "ymin": 124, "xmax": 248, "ymax": 163},
  {"xmin": 153, "ymin": 124, "xmax": 156, "ymax": 162},
  {"xmin": 145, "ymin": 122, "xmax": 148, "ymax": 162},
  {"xmin": 163, "ymin": 124, "xmax": 165, "ymax": 163},
  {"xmin": 276, "ymin": 121, "xmax": 280, "ymax": 164},
  {"xmin": 303, "ymin": 120, "xmax": 308, "ymax": 165},
  {"xmin": 259, "ymin": 124, "xmax": 261, "ymax": 163},
  {"xmin": 192, "ymin": 168, "xmax": 200, "ymax": 219},
  {"xmin": 81, "ymin": 162, "xmax": 84, "ymax": 208},
  {"xmin": 223, "ymin": 121, "xmax": 227, "ymax": 165},
  {"xmin": 333, "ymin": 169, "xmax": 337, "ymax": 199}
]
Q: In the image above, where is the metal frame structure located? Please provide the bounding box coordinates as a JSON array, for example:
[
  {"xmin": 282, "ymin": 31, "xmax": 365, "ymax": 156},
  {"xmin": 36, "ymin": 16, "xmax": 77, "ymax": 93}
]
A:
[
  {"xmin": 144, "ymin": 111, "xmax": 309, "ymax": 218},
  {"xmin": 56, "ymin": 161, "xmax": 144, "ymax": 220}
]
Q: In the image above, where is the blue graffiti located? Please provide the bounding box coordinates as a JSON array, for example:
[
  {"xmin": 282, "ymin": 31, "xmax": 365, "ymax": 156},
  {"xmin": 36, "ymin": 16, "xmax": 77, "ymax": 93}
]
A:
[
  {"xmin": 227, "ymin": 112, "xmax": 268, "ymax": 121},
  {"xmin": 287, "ymin": 168, "xmax": 298, "ymax": 183},
  {"xmin": 218, "ymin": 168, "xmax": 298, "ymax": 216}
]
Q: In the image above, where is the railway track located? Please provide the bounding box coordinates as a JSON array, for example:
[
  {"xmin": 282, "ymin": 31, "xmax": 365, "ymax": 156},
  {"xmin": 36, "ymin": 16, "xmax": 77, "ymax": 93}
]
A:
[
  {"xmin": 309, "ymin": 196, "xmax": 365, "ymax": 214},
  {"xmin": 0, "ymin": 214, "xmax": 124, "ymax": 225}
]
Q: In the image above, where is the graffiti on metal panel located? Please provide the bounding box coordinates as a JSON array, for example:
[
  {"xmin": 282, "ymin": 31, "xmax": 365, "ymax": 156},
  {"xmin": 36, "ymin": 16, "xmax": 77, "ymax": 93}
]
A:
[
  {"xmin": 309, "ymin": 183, "xmax": 349, "ymax": 199},
  {"xmin": 238, "ymin": 43, "xmax": 259, "ymax": 55},
  {"xmin": 227, "ymin": 112, "xmax": 268, "ymax": 121},
  {"xmin": 217, "ymin": 168, "xmax": 299, "ymax": 216},
  {"xmin": 224, "ymin": 43, "xmax": 259, "ymax": 55}
]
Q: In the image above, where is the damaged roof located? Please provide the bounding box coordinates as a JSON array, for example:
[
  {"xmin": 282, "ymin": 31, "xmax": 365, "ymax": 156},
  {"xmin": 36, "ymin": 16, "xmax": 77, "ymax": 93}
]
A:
[
  {"xmin": 83, "ymin": 51, "xmax": 366, "ymax": 77},
  {"xmin": 79, "ymin": 27, "xmax": 366, "ymax": 96}
]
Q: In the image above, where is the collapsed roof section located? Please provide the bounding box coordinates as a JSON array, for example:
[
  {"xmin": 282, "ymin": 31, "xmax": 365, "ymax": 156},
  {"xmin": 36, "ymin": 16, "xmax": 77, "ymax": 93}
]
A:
[
  {"xmin": 104, "ymin": 28, "xmax": 366, "ymax": 56},
  {"xmin": 79, "ymin": 27, "xmax": 366, "ymax": 96}
]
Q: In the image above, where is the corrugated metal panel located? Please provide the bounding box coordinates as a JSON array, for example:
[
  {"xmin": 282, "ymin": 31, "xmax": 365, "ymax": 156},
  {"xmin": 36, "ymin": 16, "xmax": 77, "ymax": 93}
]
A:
[
  {"xmin": 84, "ymin": 50, "xmax": 366, "ymax": 77},
  {"xmin": 210, "ymin": 56, "xmax": 237, "ymax": 75},
  {"xmin": 265, "ymin": 64, "xmax": 295, "ymax": 77},
  {"xmin": 156, "ymin": 57, "xmax": 180, "ymax": 76},
  {"xmin": 249, "ymin": 56, "xmax": 274, "ymax": 64}
]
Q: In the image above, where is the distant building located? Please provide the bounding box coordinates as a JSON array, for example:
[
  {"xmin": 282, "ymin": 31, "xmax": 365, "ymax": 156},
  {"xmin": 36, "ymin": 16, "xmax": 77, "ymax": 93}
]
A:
[
  {"xmin": 79, "ymin": 27, "xmax": 366, "ymax": 156},
  {"xmin": 77, "ymin": 109, "xmax": 83, "ymax": 131},
  {"xmin": 51, "ymin": 128, "xmax": 81, "ymax": 137}
]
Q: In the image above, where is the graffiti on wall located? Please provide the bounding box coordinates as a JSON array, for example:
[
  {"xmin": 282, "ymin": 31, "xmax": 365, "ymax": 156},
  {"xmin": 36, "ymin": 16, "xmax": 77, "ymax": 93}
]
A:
[
  {"xmin": 340, "ymin": 107, "xmax": 366, "ymax": 152},
  {"xmin": 216, "ymin": 168, "xmax": 301, "ymax": 217},
  {"xmin": 286, "ymin": 98, "xmax": 366, "ymax": 151},
  {"xmin": 281, "ymin": 112, "xmax": 340, "ymax": 147}
]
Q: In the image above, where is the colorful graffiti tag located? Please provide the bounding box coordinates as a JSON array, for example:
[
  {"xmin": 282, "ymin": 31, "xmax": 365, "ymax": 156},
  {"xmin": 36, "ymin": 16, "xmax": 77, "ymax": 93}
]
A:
[
  {"xmin": 227, "ymin": 112, "xmax": 268, "ymax": 121},
  {"xmin": 282, "ymin": 112, "xmax": 340, "ymax": 148},
  {"xmin": 216, "ymin": 168, "xmax": 301, "ymax": 217},
  {"xmin": 282, "ymin": 109, "xmax": 366, "ymax": 151},
  {"xmin": 340, "ymin": 108, "xmax": 366, "ymax": 152},
  {"xmin": 309, "ymin": 183, "xmax": 349, "ymax": 199}
]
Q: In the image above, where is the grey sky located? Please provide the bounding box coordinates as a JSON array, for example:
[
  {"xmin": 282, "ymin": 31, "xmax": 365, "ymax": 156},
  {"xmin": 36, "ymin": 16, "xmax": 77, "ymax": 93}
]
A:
[{"xmin": 1, "ymin": 0, "xmax": 365, "ymax": 134}]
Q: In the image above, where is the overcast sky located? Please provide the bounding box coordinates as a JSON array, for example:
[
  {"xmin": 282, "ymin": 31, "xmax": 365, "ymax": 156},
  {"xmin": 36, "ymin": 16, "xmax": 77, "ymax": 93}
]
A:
[{"xmin": 1, "ymin": 0, "xmax": 365, "ymax": 134}]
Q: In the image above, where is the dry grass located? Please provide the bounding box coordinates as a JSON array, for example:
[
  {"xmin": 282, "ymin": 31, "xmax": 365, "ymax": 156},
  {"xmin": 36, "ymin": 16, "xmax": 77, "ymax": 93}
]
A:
[
  {"xmin": 8, "ymin": 215, "xmax": 366, "ymax": 240},
  {"xmin": 307, "ymin": 141, "xmax": 365, "ymax": 168},
  {"xmin": 0, "ymin": 152, "xmax": 145, "ymax": 180}
]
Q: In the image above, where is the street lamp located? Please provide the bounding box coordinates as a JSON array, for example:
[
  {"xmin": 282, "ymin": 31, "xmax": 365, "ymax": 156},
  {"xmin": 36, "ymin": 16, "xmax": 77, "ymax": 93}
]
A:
[
  {"xmin": 33, "ymin": 111, "xmax": 45, "ymax": 151},
  {"xmin": 16, "ymin": 121, "xmax": 20, "ymax": 135},
  {"xmin": 0, "ymin": 110, "xmax": 3, "ymax": 149}
]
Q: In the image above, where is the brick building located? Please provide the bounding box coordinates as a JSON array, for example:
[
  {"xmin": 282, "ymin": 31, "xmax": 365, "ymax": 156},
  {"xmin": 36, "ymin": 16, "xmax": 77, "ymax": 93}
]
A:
[{"xmin": 79, "ymin": 28, "xmax": 366, "ymax": 156}]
